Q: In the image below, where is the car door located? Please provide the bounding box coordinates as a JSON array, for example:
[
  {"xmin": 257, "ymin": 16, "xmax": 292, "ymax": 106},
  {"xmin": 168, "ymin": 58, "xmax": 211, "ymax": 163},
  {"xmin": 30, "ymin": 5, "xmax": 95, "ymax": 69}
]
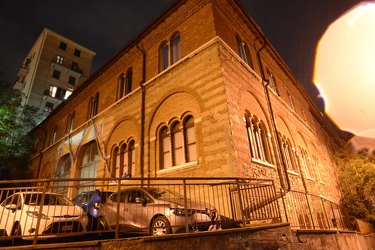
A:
[
  {"xmin": 124, "ymin": 189, "xmax": 154, "ymax": 230},
  {"xmin": 0, "ymin": 193, "xmax": 22, "ymax": 235}
]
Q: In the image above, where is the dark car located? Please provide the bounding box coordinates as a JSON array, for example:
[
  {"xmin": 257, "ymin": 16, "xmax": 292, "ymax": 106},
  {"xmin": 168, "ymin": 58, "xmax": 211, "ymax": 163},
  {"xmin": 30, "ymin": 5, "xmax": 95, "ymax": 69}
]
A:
[{"xmin": 72, "ymin": 191, "xmax": 113, "ymax": 231}]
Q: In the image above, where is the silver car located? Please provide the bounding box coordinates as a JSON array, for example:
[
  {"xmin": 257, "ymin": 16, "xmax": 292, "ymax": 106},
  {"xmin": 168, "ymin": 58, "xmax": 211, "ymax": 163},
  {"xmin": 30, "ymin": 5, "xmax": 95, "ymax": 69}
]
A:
[
  {"xmin": 98, "ymin": 187, "xmax": 221, "ymax": 236},
  {"xmin": 0, "ymin": 191, "xmax": 88, "ymax": 240}
]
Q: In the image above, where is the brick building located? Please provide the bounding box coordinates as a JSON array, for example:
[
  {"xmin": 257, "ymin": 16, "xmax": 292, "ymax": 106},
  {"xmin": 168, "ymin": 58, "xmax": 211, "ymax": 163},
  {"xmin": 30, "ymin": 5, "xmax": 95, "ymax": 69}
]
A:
[
  {"xmin": 14, "ymin": 28, "xmax": 95, "ymax": 122},
  {"xmin": 29, "ymin": 0, "xmax": 341, "ymax": 211}
]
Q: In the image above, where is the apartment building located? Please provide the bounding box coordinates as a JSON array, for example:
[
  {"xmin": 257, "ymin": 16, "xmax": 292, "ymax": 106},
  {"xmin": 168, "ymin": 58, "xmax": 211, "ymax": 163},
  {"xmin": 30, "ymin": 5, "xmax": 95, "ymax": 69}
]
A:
[
  {"xmin": 29, "ymin": 0, "xmax": 341, "ymax": 211},
  {"xmin": 14, "ymin": 28, "xmax": 95, "ymax": 122}
]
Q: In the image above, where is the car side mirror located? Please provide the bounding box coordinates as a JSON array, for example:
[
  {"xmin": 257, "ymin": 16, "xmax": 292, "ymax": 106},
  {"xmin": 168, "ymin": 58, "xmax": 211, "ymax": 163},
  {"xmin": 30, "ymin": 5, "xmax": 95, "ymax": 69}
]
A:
[
  {"xmin": 135, "ymin": 197, "xmax": 147, "ymax": 207},
  {"xmin": 6, "ymin": 204, "xmax": 19, "ymax": 212}
]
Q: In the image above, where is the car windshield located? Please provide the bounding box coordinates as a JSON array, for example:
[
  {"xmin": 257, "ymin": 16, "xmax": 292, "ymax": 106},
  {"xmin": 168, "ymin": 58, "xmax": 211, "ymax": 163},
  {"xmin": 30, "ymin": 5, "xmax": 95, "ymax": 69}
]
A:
[
  {"xmin": 24, "ymin": 193, "xmax": 74, "ymax": 206},
  {"xmin": 145, "ymin": 188, "xmax": 184, "ymax": 200}
]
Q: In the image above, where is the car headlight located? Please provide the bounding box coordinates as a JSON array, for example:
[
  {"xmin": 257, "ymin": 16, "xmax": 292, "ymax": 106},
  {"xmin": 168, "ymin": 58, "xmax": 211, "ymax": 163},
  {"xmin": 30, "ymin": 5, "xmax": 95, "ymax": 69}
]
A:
[
  {"xmin": 170, "ymin": 204, "xmax": 194, "ymax": 216},
  {"xmin": 26, "ymin": 211, "xmax": 50, "ymax": 220}
]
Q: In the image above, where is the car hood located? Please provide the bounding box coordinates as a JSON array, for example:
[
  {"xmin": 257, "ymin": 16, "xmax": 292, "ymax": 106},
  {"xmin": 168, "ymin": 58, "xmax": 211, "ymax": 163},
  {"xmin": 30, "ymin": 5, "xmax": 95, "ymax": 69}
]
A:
[
  {"xmin": 163, "ymin": 199, "xmax": 216, "ymax": 211},
  {"xmin": 26, "ymin": 205, "xmax": 84, "ymax": 217}
]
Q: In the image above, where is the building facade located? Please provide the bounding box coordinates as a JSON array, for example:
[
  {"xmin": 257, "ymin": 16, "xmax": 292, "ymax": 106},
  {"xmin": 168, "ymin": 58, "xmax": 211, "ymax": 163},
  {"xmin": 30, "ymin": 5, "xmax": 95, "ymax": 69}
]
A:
[
  {"xmin": 14, "ymin": 28, "xmax": 95, "ymax": 122},
  {"xmin": 29, "ymin": 0, "xmax": 341, "ymax": 208}
]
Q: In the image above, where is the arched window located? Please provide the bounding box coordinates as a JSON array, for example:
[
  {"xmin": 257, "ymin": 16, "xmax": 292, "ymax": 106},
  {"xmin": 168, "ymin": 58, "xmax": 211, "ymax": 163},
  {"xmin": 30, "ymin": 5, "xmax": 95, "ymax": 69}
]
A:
[
  {"xmin": 56, "ymin": 154, "xmax": 71, "ymax": 195},
  {"xmin": 125, "ymin": 68, "xmax": 132, "ymax": 95},
  {"xmin": 159, "ymin": 115, "xmax": 197, "ymax": 170},
  {"xmin": 236, "ymin": 35, "xmax": 253, "ymax": 69},
  {"xmin": 184, "ymin": 116, "xmax": 197, "ymax": 162},
  {"xmin": 88, "ymin": 93, "xmax": 99, "ymax": 118},
  {"xmin": 118, "ymin": 73, "xmax": 125, "ymax": 100},
  {"xmin": 160, "ymin": 126, "xmax": 171, "ymax": 169},
  {"xmin": 245, "ymin": 113, "xmax": 271, "ymax": 163},
  {"xmin": 266, "ymin": 68, "xmax": 280, "ymax": 94},
  {"xmin": 171, "ymin": 122, "xmax": 183, "ymax": 166},
  {"xmin": 68, "ymin": 112, "xmax": 75, "ymax": 133},
  {"xmin": 160, "ymin": 42, "xmax": 169, "ymax": 71},
  {"xmin": 111, "ymin": 139, "xmax": 136, "ymax": 178},
  {"xmin": 171, "ymin": 33, "xmax": 181, "ymax": 64},
  {"xmin": 300, "ymin": 148, "xmax": 313, "ymax": 178},
  {"xmin": 280, "ymin": 134, "xmax": 297, "ymax": 172},
  {"xmin": 79, "ymin": 141, "xmax": 98, "ymax": 193},
  {"xmin": 159, "ymin": 32, "xmax": 182, "ymax": 72}
]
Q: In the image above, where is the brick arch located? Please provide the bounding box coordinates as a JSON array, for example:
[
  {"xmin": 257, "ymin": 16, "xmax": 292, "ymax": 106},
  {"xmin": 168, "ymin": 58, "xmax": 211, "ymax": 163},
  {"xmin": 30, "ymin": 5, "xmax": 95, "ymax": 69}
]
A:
[
  {"xmin": 148, "ymin": 91, "xmax": 201, "ymax": 137},
  {"xmin": 239, "ymin": 90, "xmax": 270, "ymax": 129},
  {"xmin": 106, "ymin": 119, "xmax": 140, "ymax": 155}
]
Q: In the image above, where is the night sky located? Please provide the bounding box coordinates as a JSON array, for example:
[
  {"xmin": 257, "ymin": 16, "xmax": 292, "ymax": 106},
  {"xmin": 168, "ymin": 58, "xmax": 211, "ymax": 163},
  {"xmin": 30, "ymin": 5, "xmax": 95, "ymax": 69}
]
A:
[{"xmin": 0, "ymin": 0, "xmax": 362, "ymax": 111}]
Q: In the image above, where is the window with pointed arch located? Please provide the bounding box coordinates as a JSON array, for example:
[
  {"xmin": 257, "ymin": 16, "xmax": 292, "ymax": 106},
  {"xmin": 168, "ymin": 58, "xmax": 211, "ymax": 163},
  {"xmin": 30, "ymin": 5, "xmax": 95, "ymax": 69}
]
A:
[
  {"xmin": 56, "ymin": 154, "xmax": 71, "ymax": 195},
  {"xmin": 159, "ymin": 115, "xmax": 197, "ymax": 170},
  {"xmin": 266, "ymin": 68, "xmax": 280, "ymax": 95},
  {"xmin": 159, "ymin": 32, "xmax": 181, "ymax": 72},
  {"xmin": 244, "ymin": 112, "xmax": 272, "ymax": 164},
  {"xmin": 67, "ymin": 112, "xmax": 75, "ymax": 133},
  {"xmin": 125, "ymin": 68, "xmax": 132, "ymax": 95},
  {"xmin": 300, "ymin": 148, "xmax": 313, "ymax": 179},
  {"xmin": 236, "ymin": 35, "xmax": 253, "ymax": 69},
  {"xmin": 79, "ymin": 141, "xmax": 98, "ymax": 193},
  {"xmin": 279, "ymin": 134, "xmax": 297, "ymax": 173},
  {"xmin": 111, "ymin": 139, "xmax": 136, "ymax": 178},
  {"xmin": 88, "ymin": 93, "xmax": 99, "ymax": 118}
]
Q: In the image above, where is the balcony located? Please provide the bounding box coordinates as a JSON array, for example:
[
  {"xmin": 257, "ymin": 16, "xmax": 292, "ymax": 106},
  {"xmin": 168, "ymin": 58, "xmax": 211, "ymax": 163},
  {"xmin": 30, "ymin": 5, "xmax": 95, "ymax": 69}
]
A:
[
  {"xmin": 16, "ymin": 65, "xmax": 29, "ymax": 78},
  {"xmin": 51, "ymin": 57, "xmax": 83, "ymax": 76}
]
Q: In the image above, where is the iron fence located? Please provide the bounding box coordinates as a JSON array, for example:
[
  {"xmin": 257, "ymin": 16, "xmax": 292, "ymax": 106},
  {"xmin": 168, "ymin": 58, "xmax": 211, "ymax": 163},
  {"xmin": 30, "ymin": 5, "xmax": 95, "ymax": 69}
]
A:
[
  {"xmin": 281, "ymin": 189, "xmax": 355, "ymax": 231},
  {"xmin": 0, "ymin": 178, "xmax": 354, "ymax": 247}
]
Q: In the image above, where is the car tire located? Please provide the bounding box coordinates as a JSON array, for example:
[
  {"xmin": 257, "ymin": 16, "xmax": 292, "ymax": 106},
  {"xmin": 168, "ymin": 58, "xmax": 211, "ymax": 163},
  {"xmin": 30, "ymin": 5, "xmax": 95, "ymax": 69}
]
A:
[
  {"xmin": 98, "ymin": 217, "xmax": 108, "ymax": 231},
  {"xmin": 11, "ymin": 222, "xmax": 22, "ymax": 245},
  {"xmin": 151, "ymin": 216, "xmax": 171, "ymax": 236}
]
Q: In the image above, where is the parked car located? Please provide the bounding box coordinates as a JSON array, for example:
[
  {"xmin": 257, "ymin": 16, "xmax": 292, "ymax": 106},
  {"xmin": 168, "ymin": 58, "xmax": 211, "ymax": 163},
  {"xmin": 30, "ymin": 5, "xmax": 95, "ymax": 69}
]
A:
[
  {"xmin": 98, "ymin": 187, "xmax": 221, "ymax": 236},
  {"xmin": 0, "ymin": 191, "xmax": 87, "ymax": 240},
  {"xmin": 72, "ymin": 190, "xmax": 113, "ymax": 231}
]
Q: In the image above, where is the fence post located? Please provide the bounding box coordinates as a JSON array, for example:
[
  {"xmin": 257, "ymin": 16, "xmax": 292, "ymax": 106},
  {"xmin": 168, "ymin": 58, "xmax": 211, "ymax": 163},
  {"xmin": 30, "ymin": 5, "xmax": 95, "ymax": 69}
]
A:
[
  {"xmin": 183, "ymin": 179, "xmax": 189, "ymax": 233},
  {"xmin": 280, "ymin": 188, "xmax": 288, "ymax": 223},
  {"xmin": 235, "ymin": 179, "xmax": 245, "ymax": 226},
  {"xmin": 305, "ymin": 192, "xmax": 316, "ymax": 229},
  {"xmin": 115, "ymin": 177, "xmax": 121, "ymax": 239},
  {"xmin": 33, "ymin": 181, "xmax": 47, "ymax": 246}
]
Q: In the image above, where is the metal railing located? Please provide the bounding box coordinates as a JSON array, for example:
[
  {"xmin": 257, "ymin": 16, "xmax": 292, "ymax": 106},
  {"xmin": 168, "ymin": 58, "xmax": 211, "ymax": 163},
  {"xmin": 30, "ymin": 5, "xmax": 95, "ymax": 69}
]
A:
[
  {"xmin": 281, "ymin": 190, "xmax": 355, "ymax": 231},
  {"xmin": 0, "ymin": 178, "xmax": 354, "ymax": 247}
]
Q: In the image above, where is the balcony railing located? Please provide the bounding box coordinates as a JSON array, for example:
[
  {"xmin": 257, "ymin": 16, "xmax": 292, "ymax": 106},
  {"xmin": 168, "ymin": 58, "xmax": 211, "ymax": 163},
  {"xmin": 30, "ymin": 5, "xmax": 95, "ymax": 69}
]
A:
[{"xmin": 52, "ymin": 58, "xmax": 83, "ymax": 74}]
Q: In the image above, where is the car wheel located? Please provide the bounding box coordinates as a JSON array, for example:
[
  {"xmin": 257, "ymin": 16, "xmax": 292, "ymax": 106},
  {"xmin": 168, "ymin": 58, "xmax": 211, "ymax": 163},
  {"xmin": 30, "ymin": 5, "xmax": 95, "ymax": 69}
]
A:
[
  {"xmin": 11, "ymin": 222, "xmax": 22, "ymax": 245},
  {"xmin": 151, "ymin": 216, "xmax": 171, "ymax": 236},
  {"xmin": 98, "ymin": 217, "xmax": 108, "ymax": 230}
]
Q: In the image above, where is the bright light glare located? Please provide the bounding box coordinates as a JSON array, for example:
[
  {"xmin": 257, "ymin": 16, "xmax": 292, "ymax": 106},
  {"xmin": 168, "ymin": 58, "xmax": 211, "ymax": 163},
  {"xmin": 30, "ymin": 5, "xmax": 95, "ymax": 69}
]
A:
[{"xmin": 314, "ymin": 2, "xmax": 375, "ymax": 138}]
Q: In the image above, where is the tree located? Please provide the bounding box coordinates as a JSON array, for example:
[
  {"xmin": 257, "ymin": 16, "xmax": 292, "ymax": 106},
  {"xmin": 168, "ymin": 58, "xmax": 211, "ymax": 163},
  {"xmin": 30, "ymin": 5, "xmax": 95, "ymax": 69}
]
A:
[
  {"xmin": 333, "ymin": 144, "xmax": 375, "ymax": 223},
  {"xmin": 0, "ymin": 72, "xmax": 40, "ymax": 180}
]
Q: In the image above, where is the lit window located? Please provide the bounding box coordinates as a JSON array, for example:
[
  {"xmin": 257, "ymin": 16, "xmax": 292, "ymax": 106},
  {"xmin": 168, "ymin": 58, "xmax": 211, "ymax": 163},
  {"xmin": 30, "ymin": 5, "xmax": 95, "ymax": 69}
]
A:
[
  {"xmin": 56, "ymin": 55, "xmax": 64, "ymax": 65},
  {"xmin": 64, "ymin": 90, "xmax": 72, "ymax": 99},
  {"xmin": 69, "ymin": 112, "xmax": 75, "ymax": 132}
]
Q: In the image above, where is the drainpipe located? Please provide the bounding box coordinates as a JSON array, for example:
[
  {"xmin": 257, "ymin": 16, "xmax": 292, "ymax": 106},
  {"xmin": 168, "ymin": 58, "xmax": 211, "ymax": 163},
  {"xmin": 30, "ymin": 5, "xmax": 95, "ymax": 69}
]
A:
[
  {"xmin": 256, "ymin": 40, "xmax": 291, "ymax": 191},
  {"xmin": 35, "ymin": 125, "xmax": 47, "ymax": 179},
  {"xmin": 136, "ymin": 42, "xmax": 147, "ymax": 182}
]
